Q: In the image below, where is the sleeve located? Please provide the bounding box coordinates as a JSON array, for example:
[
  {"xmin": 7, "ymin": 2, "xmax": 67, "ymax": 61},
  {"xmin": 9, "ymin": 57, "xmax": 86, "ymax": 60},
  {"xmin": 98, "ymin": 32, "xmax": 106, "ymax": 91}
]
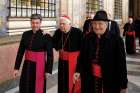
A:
[
  {"xmin": 114, "ymin": 21, "xmax": 120, "ymax": 36},
  {"xmin": 44, "ymin": 34, "xmax": 54, "ymax": 74},
  {"xmin": 76, "ymin": 36, "xmax": 87, "ymax": 73},
  {"xmin": 52, "ymin": 30, "xmax": 58, "ymax": 50},
  {"xmin": 14, "ymin": 33, "xmax": 25, "ymax": 70},
  {"xmin": 123, "ymin": 24, "xmax": 127, "ymax": 36},
  {"xmin": 116, "ymin": 36, "xmax": 128, "ymax": 89},
  {"xmin": 52, "ymin": 29, "xmax": 61, "ymax": 51}
]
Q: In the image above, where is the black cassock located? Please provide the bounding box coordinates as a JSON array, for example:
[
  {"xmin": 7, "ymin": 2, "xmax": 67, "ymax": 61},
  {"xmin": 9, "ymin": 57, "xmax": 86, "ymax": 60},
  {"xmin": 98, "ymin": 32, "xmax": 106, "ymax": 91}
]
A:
[
  {"xmin": 53, "ymin": 27, "xmax": 82, "ymax": 93},
  {"xmin": 76, "ymin": 32, "xmax": 128, "ymax": 93},
  {"xmin": 14, "ymin": 30, "xmax": 53, "ymax": 93},
  {"xmin": 123, "ymin": 23, "xmax": 136, "ymax": 54}
]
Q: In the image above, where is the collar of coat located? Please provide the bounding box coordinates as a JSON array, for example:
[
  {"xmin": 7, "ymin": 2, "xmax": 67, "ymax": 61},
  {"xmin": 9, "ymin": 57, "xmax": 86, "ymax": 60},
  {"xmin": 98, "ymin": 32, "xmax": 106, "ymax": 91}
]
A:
[{"xmin": 86, "ymin": 30, "xmax": 112, "ymax": 40}]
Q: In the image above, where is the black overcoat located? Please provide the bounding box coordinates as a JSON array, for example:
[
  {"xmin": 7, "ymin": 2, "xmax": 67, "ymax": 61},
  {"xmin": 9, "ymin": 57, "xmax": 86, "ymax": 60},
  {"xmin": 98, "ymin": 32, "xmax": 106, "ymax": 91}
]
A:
[{"xmin": 77, "ymin": 31, "xmax": 128, "ymax": 93}]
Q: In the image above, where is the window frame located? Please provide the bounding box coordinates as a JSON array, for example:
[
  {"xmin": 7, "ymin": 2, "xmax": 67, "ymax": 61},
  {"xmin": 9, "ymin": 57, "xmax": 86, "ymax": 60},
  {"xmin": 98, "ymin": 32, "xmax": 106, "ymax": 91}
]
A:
[
  {"xmin": 8, "ymin": 0, "xmax": 56, "ymax": 18},
  {"xmin": 114, "ymin": 0, "xmax": 122, "ymax": 19}
]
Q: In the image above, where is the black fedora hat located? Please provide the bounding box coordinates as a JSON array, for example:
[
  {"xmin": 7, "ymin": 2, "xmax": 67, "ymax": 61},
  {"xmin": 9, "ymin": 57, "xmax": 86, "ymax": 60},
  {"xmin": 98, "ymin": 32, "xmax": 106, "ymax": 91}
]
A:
[{"xmin": 93, "ymin": 10, "xmax": 110, "ymax": 21}]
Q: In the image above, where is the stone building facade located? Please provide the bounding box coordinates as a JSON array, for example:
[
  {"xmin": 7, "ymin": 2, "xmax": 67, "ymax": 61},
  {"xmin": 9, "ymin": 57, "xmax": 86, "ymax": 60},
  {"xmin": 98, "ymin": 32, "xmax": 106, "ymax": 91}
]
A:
[{"xmin": 0, "ymin": 0, "xmax": 138, "ymax": 36}]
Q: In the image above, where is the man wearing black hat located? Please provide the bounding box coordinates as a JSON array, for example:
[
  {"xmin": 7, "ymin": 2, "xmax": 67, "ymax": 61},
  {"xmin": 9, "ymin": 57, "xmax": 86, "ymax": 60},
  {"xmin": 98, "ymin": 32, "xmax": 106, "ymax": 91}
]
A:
[
  {"xmin": 74, "ymin": 10, "xmax": 128, "ymax": 93},
  {"xmin": 13, "ymin": 14, "xmax": 53, "ymax": 93}
]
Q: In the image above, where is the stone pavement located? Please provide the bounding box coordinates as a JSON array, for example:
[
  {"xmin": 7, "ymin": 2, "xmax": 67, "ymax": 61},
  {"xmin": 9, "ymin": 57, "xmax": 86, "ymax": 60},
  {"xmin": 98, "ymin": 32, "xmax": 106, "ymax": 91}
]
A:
[{"xmin": 127, "ymin": 47, "xmax": 140, "ymax": 93}]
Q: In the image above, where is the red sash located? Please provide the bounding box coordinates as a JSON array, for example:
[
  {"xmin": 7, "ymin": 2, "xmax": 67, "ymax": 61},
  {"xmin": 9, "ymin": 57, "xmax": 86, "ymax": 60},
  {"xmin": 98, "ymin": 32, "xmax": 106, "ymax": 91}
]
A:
[
  {"xmin": 92, "ymin": 64, "xmax": 102, "ymax": 78},
  {"xmin": 126, "ymin": 31, "xmax": 136, "ymax": 48},
  {"xmin": 59, "ymin": 50, "xmax": 81, "ymax": 93},
  {"xmin": 25, "ymin": 50, "xmax": 46, "ymax": 93},
  {"xmin": 126, "ymin": 31, "xmax": 135, "ymax": 36},
  {"xmin": 72, "ymin": 77, "xmax": 81, "ymax": 93}
]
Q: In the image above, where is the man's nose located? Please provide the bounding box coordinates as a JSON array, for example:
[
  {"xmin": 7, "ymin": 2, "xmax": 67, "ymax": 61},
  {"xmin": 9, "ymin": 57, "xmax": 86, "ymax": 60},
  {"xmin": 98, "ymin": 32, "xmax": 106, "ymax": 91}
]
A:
[{"xmin": 60, "ymin": 24, "xmax": 64, "ymax": 27}]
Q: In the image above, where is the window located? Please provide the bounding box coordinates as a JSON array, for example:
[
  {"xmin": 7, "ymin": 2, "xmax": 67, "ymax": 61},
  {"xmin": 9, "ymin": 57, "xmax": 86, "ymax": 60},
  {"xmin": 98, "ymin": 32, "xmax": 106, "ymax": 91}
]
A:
[
  {"xmin": 114, "ymin": 0, "xmax": 122, "ymax": 19},
  {"xmin": 86, "ymin": 0, "xmax": 103, "ymax": 18},
  {"xmin": 8, "ymin": 0, "xmax": 56, "ymax": 18}
]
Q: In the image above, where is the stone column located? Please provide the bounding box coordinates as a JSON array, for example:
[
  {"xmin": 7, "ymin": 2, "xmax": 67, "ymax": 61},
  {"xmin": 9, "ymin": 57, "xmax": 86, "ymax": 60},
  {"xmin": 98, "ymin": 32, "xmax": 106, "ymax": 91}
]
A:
[
  {"xmin": 0, "ymin": 0, "xmax": 8, "ymax": 36},
  {"xmin": 122, "ymin": 0, "xmax": 128, "ymax": 23},
  {"xmin": 60, "ymin": 0, "xmax": 68, "ymax": 15},
  {"xmin": 59, "ymin": 0, "xmax": 86, "ymax": 28},
  {"xmin": 104, "ymin": 0, "xmax": 115, "ymax": 20},
  {"xmin": 70, "ymin": 0, "xmax": 86, "ymax": 28}
]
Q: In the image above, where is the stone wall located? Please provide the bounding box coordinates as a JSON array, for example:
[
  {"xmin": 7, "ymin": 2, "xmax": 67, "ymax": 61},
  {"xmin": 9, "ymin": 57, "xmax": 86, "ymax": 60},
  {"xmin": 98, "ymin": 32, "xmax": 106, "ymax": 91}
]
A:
[
  {"xmin": 0, "ymin": 43, "xmax": 19, "ymax": 84},
  {"xmin": 60, "ymin": 0, "xmax": 86, "ymax": 28}
]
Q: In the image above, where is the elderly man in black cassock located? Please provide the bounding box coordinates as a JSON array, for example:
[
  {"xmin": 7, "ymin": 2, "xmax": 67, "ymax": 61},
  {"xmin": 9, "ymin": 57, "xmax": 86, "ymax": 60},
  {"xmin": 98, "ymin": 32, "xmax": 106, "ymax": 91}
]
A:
[
  {"xmin": 53, "ymin": 15, "xmax": 82, "ymax": 93},
  {"xmin": 123, "ymin": 17, "xmax": 136, "ymax": 54}
]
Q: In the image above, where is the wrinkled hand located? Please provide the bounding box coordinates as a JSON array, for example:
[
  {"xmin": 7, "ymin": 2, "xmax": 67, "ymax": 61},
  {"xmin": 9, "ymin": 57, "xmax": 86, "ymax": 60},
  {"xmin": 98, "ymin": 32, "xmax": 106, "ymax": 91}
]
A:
[
  {"xmin": 73, "ymin": 73, "xmax": 80, "ymax": 84},
  {"xmin": 13, "ymin": 70, "xmax": 19, "ymax": 78},
  {"xmin": 120, "ymin": 89, "xmax": 127, "ymax": 93},
  {"xmin": 45, "ymin": 73, "xmax": 51, "ymax": 78}
]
